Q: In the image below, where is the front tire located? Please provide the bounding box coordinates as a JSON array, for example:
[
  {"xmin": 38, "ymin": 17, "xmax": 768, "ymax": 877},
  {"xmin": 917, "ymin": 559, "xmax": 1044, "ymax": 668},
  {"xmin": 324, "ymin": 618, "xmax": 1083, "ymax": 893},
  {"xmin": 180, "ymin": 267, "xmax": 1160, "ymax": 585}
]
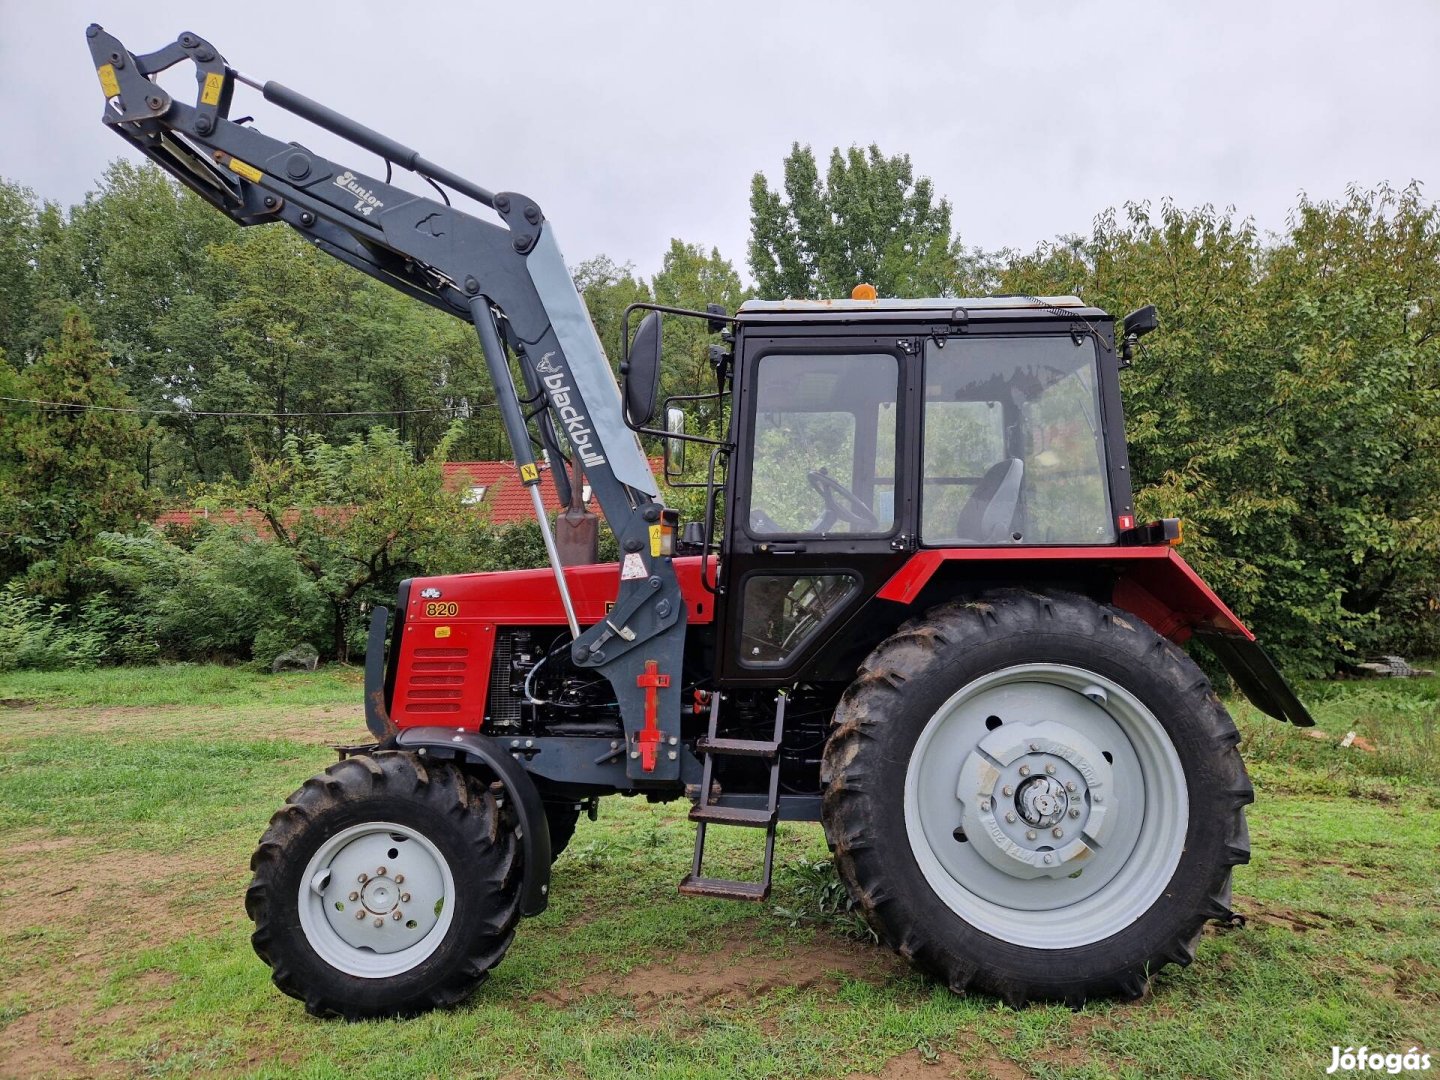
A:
[
  {"xmin": 821, "ymin": 589, "xmax": 1252, "ymax": 1005},
  {"xmin": 246, "ymin": 752, "xmax": 523, "ymax": 1018}
]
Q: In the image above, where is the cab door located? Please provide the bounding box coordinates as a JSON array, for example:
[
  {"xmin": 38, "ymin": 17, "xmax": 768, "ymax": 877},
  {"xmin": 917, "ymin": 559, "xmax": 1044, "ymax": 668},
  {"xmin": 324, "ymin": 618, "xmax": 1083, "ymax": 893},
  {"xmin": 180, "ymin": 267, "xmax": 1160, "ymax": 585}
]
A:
[{"xmin": 714, "ymin": 334, "xmax": 917, "ymax": 684}]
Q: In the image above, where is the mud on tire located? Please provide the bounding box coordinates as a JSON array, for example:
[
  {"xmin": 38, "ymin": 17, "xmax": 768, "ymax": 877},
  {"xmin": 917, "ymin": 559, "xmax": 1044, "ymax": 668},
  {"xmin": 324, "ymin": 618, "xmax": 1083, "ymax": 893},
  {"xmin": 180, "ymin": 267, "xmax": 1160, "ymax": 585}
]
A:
[
  {"xmin": 246, "ymin": 752, "xmax": 523, "ymax": 1019},
  {"xmin": 820, "ymin": 588, "xmax": 1253, "ymax": 1005}
]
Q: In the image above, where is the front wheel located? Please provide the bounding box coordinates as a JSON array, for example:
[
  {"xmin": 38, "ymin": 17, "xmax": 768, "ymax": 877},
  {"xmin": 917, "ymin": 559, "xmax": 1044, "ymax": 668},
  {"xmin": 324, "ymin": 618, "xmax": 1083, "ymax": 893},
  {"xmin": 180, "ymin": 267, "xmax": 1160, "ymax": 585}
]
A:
[
  {"xmin": 821, "ymin": 589, "xmax": 1253, "ymax": 1005},
  {"xmin": 246, "ymin": 752, "xmax": 523, "ymax": 1018}
]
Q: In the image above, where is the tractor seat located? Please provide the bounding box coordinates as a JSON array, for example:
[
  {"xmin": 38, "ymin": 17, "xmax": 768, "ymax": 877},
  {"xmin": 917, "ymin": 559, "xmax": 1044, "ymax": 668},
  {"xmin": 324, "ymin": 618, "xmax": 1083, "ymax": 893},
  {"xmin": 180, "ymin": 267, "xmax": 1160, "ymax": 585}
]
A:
[{"xmin": 955, "ymin": 458, "xmax": 1024, "ymax": 543}]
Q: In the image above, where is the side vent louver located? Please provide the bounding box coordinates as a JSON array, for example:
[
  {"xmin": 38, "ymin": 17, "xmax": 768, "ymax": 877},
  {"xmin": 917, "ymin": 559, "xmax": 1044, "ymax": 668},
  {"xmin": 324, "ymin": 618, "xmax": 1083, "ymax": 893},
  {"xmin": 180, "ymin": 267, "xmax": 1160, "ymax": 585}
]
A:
[{"xmin": 403, "ymin": 647, "xmax": 467, "ymax": 713}]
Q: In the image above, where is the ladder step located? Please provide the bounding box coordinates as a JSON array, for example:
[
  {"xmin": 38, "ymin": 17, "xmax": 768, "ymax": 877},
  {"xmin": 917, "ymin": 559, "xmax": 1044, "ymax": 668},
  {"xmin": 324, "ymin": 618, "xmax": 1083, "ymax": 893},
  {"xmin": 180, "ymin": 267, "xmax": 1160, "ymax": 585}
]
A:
[
  {"xmin": 689, "ymin": 803, "xmax": 776, "ymax": 828},
  {"xmin": 678, "ymin": 874, "xmax": 770, "ymax": 901},
  {"xmin": 694, "ymin": 736, "xmax": 780, "ymax": 759}
]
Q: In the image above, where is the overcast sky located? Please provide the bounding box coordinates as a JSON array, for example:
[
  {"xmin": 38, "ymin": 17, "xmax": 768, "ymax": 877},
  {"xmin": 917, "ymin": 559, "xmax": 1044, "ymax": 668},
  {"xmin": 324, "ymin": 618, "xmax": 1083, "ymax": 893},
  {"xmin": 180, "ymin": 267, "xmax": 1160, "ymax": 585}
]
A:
[{"xmin": 3, "ymin": 0, "xmax": 1438, "ymax": 283}]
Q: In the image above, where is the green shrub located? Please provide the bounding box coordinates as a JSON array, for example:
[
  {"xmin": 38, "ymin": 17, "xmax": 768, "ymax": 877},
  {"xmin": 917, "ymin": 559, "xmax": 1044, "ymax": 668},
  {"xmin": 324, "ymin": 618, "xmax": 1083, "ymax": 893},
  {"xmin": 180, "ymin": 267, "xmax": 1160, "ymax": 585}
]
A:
[{"xmin": 0, "ymin": 581, "xmax": 106, "ymax": 672}]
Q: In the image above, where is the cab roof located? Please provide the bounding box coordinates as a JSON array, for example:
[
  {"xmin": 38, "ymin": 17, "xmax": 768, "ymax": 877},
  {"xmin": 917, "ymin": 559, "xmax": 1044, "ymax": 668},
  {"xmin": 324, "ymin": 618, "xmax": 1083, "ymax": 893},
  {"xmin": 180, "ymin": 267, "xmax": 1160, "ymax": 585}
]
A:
[{"xmin": 734, "ymin": 295, "xmax": 1110, "ymax": 325}]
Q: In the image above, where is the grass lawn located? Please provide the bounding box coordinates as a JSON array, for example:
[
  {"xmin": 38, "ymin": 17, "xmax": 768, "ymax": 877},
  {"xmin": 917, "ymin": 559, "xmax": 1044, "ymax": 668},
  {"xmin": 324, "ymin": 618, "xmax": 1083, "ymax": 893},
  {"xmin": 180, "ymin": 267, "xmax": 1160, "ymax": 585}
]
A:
[{"xmin": 0, "ymin": 663, "xmax": 1435, "ymax": 1078}]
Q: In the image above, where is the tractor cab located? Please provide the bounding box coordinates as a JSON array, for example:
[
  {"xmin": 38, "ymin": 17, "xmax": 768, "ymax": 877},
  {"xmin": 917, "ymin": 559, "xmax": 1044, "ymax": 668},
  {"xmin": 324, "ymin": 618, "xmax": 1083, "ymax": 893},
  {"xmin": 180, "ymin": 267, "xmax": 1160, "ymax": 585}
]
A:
[{"xmin": 657, "ymin": 296, "xmax": 1139, "ymax": 682}]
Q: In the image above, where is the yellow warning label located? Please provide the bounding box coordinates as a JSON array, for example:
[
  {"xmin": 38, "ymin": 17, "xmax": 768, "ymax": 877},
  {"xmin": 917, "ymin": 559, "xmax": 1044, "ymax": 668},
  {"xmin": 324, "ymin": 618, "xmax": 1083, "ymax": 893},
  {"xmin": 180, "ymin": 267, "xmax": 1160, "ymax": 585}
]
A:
[
  {"xmin": 649, "ymin": 524, "xmax": 663, "ymax": 557},
  {"xmin": 434, "ymin": 626, "xmax": 452, "ymax": 639},
  {"xmin": 227, "ymin": 157, "xmax": 263, "ymax": 182},
  {"xmin": 201, "ymin": 72, "xmax": 224, "ymax": 106},
  {"xmin": 519, "ymin": 462, "xmax": 539, "ymax": 484},
  {"xmin": 227, "ymin": 157, "xmax": 262, "ymax": 182},
  {"xmin": 97, "ymin": 64, "xmax": 120, "ymax": 98}
]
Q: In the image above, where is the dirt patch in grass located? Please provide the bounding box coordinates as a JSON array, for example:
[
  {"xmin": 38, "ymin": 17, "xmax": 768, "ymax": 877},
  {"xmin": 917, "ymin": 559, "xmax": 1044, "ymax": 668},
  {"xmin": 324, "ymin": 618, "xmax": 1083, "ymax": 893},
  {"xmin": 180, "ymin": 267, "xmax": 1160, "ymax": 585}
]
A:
[
  {"xmin": 845, "ymin": 1050, "xmax": 969, "ymax": 1079},
  {"xmin": 0, "ymin": 842, "xmax": 232, "ymax": 1077},
  {"xmin": 0, "ymin": 702, "xmax": 368, "ymax": 744},
  {"xmin": 537, "ymin": 931, "xmax": 906, "ymax": 1010}
]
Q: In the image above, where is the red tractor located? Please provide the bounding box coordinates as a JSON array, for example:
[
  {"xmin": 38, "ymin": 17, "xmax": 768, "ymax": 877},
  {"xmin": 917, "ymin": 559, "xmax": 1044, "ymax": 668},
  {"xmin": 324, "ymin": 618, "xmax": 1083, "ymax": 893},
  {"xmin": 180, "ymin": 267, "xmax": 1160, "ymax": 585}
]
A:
[{"xmin": 88, "ymin": 25, "xmax": 1312, "ymax": 1018}]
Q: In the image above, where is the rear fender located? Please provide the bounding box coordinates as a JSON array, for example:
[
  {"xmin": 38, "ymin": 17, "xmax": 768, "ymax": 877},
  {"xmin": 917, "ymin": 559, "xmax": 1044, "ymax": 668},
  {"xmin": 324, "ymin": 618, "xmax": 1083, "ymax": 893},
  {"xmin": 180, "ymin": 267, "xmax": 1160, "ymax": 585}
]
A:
[{"xmin": 877, "ymin": 547, "xmax": 1313, "ymax": 726}]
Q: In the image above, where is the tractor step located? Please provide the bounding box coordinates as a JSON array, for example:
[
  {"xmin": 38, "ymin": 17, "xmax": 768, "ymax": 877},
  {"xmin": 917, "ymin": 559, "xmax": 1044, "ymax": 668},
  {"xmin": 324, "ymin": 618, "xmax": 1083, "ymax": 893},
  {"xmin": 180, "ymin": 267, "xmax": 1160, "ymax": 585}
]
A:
[
  {"xmin": 694, "ymin": 736, "xmax": 779, "ymax": 759},
  {"xmin": 682, "ymin": 692, "xmax": 787, "ymax": 903},
  {"xmin": 688, "ymin": 803, "xmax": 776, "ymax": 827},
  {"xmin": 678, "ymin": 874, "xmax": 770, "ymax": 901}
]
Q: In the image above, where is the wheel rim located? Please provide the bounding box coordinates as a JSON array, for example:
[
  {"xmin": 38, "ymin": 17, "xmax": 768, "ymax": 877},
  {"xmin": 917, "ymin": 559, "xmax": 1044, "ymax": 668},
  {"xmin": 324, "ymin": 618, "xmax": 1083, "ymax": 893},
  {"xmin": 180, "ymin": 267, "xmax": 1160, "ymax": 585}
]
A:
[
  {"xmin": 902, "ymin": 663, "xmax": 1188, "ymax": 949},
  {"xmin": 298, "ymin": 821, "xmax": 456, "ymax": 978}
]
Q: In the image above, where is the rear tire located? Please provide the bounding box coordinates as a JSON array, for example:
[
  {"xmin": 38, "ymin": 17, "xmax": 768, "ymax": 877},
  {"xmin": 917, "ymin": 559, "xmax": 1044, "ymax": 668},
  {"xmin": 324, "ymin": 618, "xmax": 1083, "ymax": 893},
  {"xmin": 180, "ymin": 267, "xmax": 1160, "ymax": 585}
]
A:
[
  {"xmin": 246, "ymin": 752, "xmax": 523, "ymax": 1018},
  {"xmin": 820, "ymin": 589, "xmax": 1252, "ymax": 1005}
]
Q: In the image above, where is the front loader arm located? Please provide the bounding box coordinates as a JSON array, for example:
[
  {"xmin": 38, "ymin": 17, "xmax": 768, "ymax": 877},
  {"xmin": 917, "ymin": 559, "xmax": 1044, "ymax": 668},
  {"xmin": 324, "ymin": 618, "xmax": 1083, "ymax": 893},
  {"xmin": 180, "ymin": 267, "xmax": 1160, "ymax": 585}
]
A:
[{"xmin": 86, "ymin": 24, "xmax": 685, "ymax": 781}]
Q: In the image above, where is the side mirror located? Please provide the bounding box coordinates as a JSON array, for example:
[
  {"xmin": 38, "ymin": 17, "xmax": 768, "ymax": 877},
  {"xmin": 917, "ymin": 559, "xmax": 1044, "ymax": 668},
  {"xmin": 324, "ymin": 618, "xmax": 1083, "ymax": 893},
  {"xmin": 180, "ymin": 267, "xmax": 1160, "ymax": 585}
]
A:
[
  {"xmin": 665, "ymin": 406, "xmax": 686, "ymax": 474},
  {"xmin": 1120, "ymin": 305, "xmax": 1159, "ymax": 367},
  {"xmin": 1123, "ymin": 305, "xmax": 1159, "ymax": 340},
  {"xmin": 622, "ymin": 311, "xmax": 663, "ymax": 427}
]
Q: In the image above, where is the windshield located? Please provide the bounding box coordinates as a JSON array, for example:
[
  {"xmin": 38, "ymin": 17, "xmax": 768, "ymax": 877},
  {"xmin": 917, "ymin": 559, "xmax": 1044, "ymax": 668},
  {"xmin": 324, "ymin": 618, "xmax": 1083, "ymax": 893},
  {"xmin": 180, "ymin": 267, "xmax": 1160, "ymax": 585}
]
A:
[
  {"xmin": 922, "ymin": 336, "xmax": 1114, "ymax": 545},
  {"xmin": 746, "ymin": 353, "xmax": 898, "ymax": 536}
]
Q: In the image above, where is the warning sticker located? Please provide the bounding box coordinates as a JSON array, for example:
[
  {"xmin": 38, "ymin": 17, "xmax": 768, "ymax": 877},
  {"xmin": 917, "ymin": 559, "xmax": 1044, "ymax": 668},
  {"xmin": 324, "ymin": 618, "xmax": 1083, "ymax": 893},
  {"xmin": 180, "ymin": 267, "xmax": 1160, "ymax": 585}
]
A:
[
  {"xmin": 96, "ymin": 64, "xmax": 120, "ymax": 98},
  {"xmin": 201, "ymin": 72, "xmax": 224, "ymax": 106},
  {"xmin": 228, "ymin": 157, "xmax": 263, "ymax": 182},
  {"xmin": 519, "ymin": 462, "xmax": 539, "ymax": 483},
  {"xmin": 621, "ymin": 552, "xmax": 646, "ymax": 581}
]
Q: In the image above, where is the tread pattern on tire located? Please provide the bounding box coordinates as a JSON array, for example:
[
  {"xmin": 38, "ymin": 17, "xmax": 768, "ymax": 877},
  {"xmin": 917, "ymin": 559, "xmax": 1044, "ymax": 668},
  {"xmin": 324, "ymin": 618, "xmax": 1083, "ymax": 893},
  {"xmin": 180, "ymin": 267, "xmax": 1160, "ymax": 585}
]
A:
[
  {"xmin": 820, "ymin": 587, "xmax": 1253, "ymax": 1006},
  {"xmin": 246, "ymin": 751, "xmax": 523, "ymax": 1019}
]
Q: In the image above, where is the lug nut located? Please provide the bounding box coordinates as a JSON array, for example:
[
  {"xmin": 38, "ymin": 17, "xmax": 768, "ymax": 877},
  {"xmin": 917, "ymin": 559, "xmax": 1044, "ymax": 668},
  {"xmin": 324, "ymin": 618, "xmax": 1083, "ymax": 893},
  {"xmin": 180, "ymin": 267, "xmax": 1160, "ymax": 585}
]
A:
[
  {"xmin": 348, "ymin": 891, "xmax": 359, "ymax": 902},
  {"xmin": 1043, "ymin": 854, "xmax": 1053, "ymax": 864},
  {"xmin": 1026, "ymin": 830, "xmax": 1037, "ymax": 841},
  {"xmin": 1004, "ymin": 812, "xmax": 1016, "ymax": 824},
  {"xmin": 1065, "ymin": 782, "xmax": 1077, "ymax": 792},
  {"xmin": 1069, "ymin": 808, "xmax": 1081, "ymax": 819},
  {"xmin": 377, "ymin": 867, "xmax": 387, "ymax": 876},
  {"xmin": 1052, "ymin": 827, "xmax": 1064, "ymax": 838},
  {"xmin": 1045, "ymin": 764, "xmax": 1056, "ymax": 774},
  {"xmin": 357, "ymin": 873, "xmax": 368, "ymax": 884},
  {"xmin": 1018, "ymin": 765, "xmax": 1030, "ymax": 777},
  {"xmin": 394, "ymin": 875, "xmax": 404, "ymax": 884},
  {"xmin": 392, "ymin": 910, "xmax": 404, "ymax": 921},
  {"xmin": 355, "ymin": 911, "xmax": 365, "ymax": 921},
  {"xmin": 400, "ymin": 893, "xmax": 411, "ymax": 903},
  {"xmin": 373, "ymin": 917, "xmax": 384, "ymax": 928}
]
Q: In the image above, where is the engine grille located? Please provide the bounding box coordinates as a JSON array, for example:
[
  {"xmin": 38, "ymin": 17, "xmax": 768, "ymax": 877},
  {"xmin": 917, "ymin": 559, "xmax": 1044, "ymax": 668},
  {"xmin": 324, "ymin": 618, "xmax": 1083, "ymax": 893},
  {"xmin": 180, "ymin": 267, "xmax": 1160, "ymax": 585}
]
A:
[
  {"xmin": 403, "ymin": 647, "xmax": 467, "ymax": 714},
  {"xmin": 486, "ymin": 632, "xmax": 522, "ymax": 727}
]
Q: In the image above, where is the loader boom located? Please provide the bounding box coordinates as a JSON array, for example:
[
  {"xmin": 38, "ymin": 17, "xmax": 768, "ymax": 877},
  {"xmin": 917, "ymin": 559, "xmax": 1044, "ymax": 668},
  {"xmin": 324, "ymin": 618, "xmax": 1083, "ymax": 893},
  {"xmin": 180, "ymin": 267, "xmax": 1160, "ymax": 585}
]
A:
[{"xmin": 85, "ymin": 24, "xmax": 685, "ymax": 779}]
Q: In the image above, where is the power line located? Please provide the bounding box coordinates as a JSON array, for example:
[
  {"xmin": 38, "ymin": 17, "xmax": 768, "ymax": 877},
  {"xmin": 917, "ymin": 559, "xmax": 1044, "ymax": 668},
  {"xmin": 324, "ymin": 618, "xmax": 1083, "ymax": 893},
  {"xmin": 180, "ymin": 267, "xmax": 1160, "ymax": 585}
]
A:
[{"xmin": 0, "ymin": 395, "xmax": 496, "ymax": 419}]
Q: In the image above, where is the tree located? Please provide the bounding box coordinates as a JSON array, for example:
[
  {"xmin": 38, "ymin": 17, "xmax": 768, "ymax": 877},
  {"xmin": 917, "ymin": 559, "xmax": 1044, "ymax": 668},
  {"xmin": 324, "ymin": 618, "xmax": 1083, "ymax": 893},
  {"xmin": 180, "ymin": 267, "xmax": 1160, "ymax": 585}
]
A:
[
  {"xmin": 0, "ymin": 179, "xmax": 39, "ymax": 362},
  {"xmin": 204, "ymin": 426, "xmax": 490, "ymax": 661},
  {"xmin": 749, "ymin": 144, "xmax": 967, "ymax": 299},
  {"xmin": 0, "ymin": 311, "xmax": 154, "ymax": 596},
  {"xmin": 1000, "ymin": 188, "xmax": 1440, "ymax": 673},
  {"xmin": 573, "ymin": 253, "xmax": 652, "ymax": 367}
]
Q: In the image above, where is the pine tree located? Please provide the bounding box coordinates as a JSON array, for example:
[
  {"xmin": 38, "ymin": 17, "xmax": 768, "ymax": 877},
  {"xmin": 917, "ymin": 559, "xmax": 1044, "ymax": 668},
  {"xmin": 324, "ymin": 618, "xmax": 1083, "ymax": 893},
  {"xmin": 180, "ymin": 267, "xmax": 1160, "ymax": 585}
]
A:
[{"xmin": 0, "ymin": 310, "xmax": 154, "ymax": 596}]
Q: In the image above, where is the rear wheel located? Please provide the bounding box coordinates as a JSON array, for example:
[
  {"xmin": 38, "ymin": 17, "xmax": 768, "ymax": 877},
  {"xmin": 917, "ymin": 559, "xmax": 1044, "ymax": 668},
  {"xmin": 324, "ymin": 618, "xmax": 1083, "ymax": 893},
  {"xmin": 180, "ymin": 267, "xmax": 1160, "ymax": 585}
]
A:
[
  {"xmin": 821, "ymin": 589, "xmax": 1252, "ymax": 1004},
  {"xmin": 246, "ymin": 752, "xmax": 522, "ymax": 1018}
]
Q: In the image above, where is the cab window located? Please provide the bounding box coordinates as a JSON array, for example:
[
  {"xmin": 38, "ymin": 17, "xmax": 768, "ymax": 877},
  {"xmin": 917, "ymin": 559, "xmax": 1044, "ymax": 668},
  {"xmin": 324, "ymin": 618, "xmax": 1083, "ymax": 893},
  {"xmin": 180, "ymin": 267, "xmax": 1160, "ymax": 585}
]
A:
[
  {"xmin": 747, "ymin": 353, "xmax": 899, "ymax": 537},
  {"xmin": 921, "ymin": 336, "xmax": 1114, "ymax": 545}
]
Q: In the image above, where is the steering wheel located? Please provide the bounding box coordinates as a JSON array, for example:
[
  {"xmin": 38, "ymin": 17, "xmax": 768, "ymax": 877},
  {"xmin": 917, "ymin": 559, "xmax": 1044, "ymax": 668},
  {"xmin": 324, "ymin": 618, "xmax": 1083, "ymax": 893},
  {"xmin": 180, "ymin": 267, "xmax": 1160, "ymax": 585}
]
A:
[{"xmin": 807, "ymin": 469, "xmax": 879, "ymax": 532}]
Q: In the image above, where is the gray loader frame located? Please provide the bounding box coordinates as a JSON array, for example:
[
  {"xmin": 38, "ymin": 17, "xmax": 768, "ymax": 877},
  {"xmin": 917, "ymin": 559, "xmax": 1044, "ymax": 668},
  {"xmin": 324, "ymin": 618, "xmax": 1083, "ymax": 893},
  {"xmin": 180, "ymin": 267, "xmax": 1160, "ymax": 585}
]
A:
[{"xmin": 86, "ymin": 24, "xmax": 684, "ymax": 781}]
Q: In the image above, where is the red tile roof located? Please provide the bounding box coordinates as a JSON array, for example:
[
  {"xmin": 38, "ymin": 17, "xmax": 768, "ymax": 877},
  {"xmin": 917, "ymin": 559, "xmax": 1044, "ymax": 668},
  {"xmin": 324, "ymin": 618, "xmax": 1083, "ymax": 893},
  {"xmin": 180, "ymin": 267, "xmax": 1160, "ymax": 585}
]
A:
[
  {"xmin": 154, "ymin": 460, "xmax": 659, "ymax": 530},
  {"xmin": 439, "ymin": 461, "xmax": 599, "ymax": 525}
]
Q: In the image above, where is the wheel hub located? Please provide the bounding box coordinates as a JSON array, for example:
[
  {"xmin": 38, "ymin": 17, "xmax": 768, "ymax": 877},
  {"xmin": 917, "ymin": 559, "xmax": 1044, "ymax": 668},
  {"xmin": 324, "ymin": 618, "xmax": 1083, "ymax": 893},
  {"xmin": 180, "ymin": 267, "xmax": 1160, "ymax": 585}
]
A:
[
  {"xmin": 956, "ymin": 717, "xmax": 1116, "ymax": 880},
  {"xmin": 361, "ymin": 874, "xmax": 399, "ymax": 915},
  {"xmin": 300, "ymin": 824, "xmax": 451, "ymax": 973},
  {"xmin": 1014, "ymin": 774, "xmax": 1068, "ymax": 827}
]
